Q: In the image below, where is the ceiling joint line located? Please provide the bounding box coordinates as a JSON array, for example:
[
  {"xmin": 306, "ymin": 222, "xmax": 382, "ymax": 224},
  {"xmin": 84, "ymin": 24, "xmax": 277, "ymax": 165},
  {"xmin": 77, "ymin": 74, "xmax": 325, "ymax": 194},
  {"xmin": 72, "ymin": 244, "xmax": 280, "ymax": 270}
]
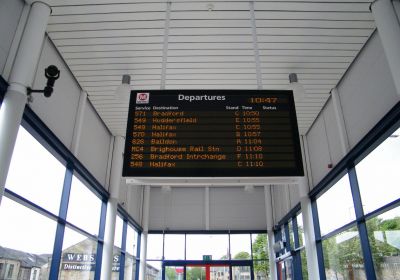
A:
[
  {"xmin": 161, "ymin": 1, "xmax": 172, "ymax": 90},
  {"xmin": 249, "ymin": 1, "xmax": 262, "ymax": 90}
]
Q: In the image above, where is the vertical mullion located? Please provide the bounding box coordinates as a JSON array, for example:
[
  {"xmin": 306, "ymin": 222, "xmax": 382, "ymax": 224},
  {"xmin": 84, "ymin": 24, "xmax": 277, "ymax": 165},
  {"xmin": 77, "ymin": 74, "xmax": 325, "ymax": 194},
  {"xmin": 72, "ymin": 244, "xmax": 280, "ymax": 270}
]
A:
[
  {"xmin": 95, "ymin": 199, "xmax": 108, "ymax": 280},
  {"xmin": 348, "ymin": 166, "xmax": 377, "ymax": 280},
  {"xmin": 49, "ymin": 166, "xmax": 73, "ymax": 279}
]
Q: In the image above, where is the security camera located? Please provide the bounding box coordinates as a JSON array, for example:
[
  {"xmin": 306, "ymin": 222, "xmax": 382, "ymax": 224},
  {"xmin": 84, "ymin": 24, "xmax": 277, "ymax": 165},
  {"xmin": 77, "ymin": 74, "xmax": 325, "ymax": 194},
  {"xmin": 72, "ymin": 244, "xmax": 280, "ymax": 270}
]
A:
[
  {"xmin": 27, "ymin": 65, "xmax": 60, "ymax": 98},
  {"xmin": 43, "ymin": 65, "xmax": 60, "ymax": 97}
]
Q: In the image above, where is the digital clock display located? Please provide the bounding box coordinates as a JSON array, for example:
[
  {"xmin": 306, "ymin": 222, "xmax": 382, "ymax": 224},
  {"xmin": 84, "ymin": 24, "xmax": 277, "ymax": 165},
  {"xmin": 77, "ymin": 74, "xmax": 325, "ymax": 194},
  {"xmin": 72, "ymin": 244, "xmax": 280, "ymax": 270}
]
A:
[{"xmin": 122, "ymin": 90, "xmax": 304, "ymax": 177}]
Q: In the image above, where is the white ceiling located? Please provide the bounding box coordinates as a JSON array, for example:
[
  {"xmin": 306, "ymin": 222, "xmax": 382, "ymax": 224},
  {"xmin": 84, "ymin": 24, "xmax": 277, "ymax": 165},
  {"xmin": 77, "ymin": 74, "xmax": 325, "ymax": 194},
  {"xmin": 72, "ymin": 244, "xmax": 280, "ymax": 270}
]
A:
[{"xmin": 46, "ymin": 0, "xmax": 375, "ymax": 136}]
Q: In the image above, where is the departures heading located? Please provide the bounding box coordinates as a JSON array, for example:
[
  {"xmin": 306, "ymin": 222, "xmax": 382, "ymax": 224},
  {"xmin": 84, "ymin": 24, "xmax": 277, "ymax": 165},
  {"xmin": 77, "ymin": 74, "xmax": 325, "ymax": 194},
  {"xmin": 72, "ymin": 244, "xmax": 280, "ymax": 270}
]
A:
[{"xmin": 122, "ymin": 90, "xmax": 304, "ymax": 177}]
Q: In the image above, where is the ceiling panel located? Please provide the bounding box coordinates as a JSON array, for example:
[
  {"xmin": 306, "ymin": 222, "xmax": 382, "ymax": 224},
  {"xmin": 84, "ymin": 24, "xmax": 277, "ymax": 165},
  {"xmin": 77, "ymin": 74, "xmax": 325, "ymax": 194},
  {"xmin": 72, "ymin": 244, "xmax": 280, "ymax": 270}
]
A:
[{"xmin": 46, "ymin": 0, "xmax": 375, "ymax": 137}]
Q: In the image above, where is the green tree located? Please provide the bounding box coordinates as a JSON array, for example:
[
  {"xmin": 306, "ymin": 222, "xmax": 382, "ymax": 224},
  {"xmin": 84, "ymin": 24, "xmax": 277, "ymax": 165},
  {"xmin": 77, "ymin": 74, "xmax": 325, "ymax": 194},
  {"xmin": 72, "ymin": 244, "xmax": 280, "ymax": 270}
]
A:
[
  {"xmin": 233, "ymin": 251, "xmax": 250, "ymax": 260},
  {"xmin": 252, "ymin": 234, "xmax": 269, "ymax": 278},
  {"xmin": 165, "ymin": 267, "xmax": 177, "ymax": 280},
  {"xmin": 186, "ymin": 267, "xmax": 204, "ymax": 280}
]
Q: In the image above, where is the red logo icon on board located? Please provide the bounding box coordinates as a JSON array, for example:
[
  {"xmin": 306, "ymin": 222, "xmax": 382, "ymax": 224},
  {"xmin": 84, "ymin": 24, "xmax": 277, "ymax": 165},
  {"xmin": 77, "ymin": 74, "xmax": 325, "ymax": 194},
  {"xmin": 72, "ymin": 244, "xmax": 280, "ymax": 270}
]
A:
[{"xmin": 136, "ymin": 92, "xmax": 150, "ymax": 104}]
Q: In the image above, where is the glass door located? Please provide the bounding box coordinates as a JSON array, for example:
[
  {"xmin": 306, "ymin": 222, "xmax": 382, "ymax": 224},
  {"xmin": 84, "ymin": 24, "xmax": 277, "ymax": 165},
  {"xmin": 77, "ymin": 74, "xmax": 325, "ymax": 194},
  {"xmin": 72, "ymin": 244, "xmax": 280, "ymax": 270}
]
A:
[
  {"xmin": 232, "ymin": 265, "xmax": 252, "ymax": 280},
  {"xmin": 164, "ymin": 261, "xmax": 253, "ymax": 280},
  {"xmin": 277, "ymin": 258, "xmax": 293, "ymax": 280}
]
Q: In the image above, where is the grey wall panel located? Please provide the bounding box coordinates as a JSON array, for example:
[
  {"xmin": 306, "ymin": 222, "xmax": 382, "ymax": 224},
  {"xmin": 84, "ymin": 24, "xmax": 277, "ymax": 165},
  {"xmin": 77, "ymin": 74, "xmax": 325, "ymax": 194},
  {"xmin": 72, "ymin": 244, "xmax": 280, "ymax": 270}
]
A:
[
  {"xmin": 149, "ymin": 187, "xmax": 205, "ymax": 230},
  {"xmin": 119, "ymin": 183, "xmax": 142, "ymax": 224},
  {"xmin": 338, "ymin": 32, "xmax": 399, "ymax": 148},
  {"xmin": 127, "ymin": 185, "xmax": 143, "ymax": 224},
  {"xmin": 0, "ymin": 0, "xmax": 24, "ymax": 74},
  {"xmin": 30, "ymin": 38, "xmax": 80, "ymax": 149},
  {"xmin": 289, "ymin": 185, "xmax": 301, "ymax": 209},
  {"xmin": 272, "ymin": 185, "xmax": 290, "ymax": 223},
  {"xmin": 77, "ymin": 101, "xmax": 112, "ymax": 186},
  {"xmin": 306, "ymin": 115, "xmax": 331, "ymax": 187},
  {"xmin": 323, "ymin": 98, "xmax": 345, "ymax": 167},
  {"xmin": 210, "ymin": 187, "xmax": 266, "ymax": 230}
]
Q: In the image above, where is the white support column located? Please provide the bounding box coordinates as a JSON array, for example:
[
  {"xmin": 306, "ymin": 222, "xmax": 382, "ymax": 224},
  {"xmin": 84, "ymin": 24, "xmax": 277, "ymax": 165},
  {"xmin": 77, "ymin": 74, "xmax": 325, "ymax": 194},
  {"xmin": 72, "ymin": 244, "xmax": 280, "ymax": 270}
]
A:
[
  {"xmin": 298, "ymin": 177, "xmax": 320, "ymax": 280},
  {"xmin": 264, "ymin": 185, "xmax": 277, "ymax": 280},
  {"xmin": 331, "ymin": 88, "xmax": 349, "ymax": 156},
  {"xmin": 70, "ymin": 90, "xmax": 88, "ymax": 156},
  {"xmin": 139, "ymin": 185, "xmax": 151, "ymax": 280},
  {"xmin": 101, "ymin": 136, "xmax": 125, "ymax": 280},
  {"xmin": 371, "ymin": 0, "xmax": 400, "ymax": 97},
  {"xmin": 0, "ymin": 1, "xmax": 51, "ymax": 205},
  {"xmin": 205, "ymin": 186, "xmax": 210, "ymax": 230}
]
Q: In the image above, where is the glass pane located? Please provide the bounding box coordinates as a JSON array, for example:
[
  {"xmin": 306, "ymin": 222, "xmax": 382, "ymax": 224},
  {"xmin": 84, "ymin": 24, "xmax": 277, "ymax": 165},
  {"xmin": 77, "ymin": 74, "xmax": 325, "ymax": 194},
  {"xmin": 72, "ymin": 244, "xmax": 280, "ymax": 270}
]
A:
[
  {"xmin": 317, "ymin": 174, "xmax": 355, "ymax": 236},
  {"xmin": 147, "ymin": 234, "xmax": 163, "ymax": 260},
  {"xmin": 186, "ymin": 266, "xmax": 205, "ymax": 280},
  {"xmin": 297, "ymin": 214, "xmax": 304, "ymax": 248},
  {"xmin": 233, "ymin": 266, "xmax": 251, "ymax": 280},
  {"xmin": 5, "ymin": 127, "xmax": 65, "ymax": 214},
  {"xmin": 366, "ymin": 206, "xmax": 400, "ymax": 279},
  {"xmin": 166, "ymin": 266, "xmax": 184, "ymax": 280},
  {"xmin": 252, "ymin": 234, "xmax": 268, "ymax": 260},
  {"xmin": 67, "ymin": 176, "xmax": 102, "ymax": 235},
  {"xmin": 300, "ymin": 250, "xmax": 308, "ymax": 280},
  {"xmin": 211, "ymin": 266, "xmax": 230, "ymax": 280},
  {"xmin": 164, "ymin": 234, "xmax": 185, "ymax": 260},
  {"xmin": 357, "ymin": 127, "xmax": 400, "ymax": 214},
  {"xmin": 0, "ymin": 197, "xmax": 56, "ymax": 279},
  {"xmin": 59, "ymin": 227, "xmax": 97, "ymax": 280},
  {"xmin": 231, "ymin": 234, "xmax": 251, "ymax": 260},
  {"xmin": 112, "ymin": 248, "xmax": 121, "ymax": 279},
  {"xmin": 126, "ymin": 224, "xmax": 138, "ymax": 256},
  {"xmin": 288, "ymin": 220, "xmax": 295, "ymax": 249},
  {"xmin": 322, "ymin": 226, "xmax": 365, "ymax": 280},
  {"xmin": 124, "ymin": 254, "xmax": 136, "ymax": 280},
  {"xmin": 114, "ymin": 215, "xmax": 123, "ymax": 248},
  {"xmin": 186, "ymin": 234, "xmax": 229, "ymax": 260},
  {"xmin": 253, "ymin": 261, "xmax": 268, "ymax": 280},
  {"xmin": 146, "ymin": 261, "xmax": 162, "ymax": 280}
]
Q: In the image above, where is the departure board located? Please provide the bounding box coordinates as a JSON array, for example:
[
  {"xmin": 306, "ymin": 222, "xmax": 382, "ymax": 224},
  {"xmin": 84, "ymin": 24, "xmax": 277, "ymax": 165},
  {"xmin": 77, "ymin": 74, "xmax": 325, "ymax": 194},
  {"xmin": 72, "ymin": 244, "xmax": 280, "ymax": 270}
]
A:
[{"xmin": 122, "ymin": 90, "xmax": 304, "ymax": 177}]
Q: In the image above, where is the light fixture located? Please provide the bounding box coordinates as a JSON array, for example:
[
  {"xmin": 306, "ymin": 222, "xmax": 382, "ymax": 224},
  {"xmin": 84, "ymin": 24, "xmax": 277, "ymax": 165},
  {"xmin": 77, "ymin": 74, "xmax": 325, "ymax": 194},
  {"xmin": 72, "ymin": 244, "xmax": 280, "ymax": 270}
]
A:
[
  {"xmin": 161, "ymin": 185, "xmax": 172, "ymax": 193},
  {"xmin": 115, "ymin": 74, "xmax": 131, "ymax": 101},
  {"xmin": 289, "ymin": 73, "xmax": 305, "ymax": 100},
  {"xmin": 244, "ymin": 185, "xmax": 255, "ymax": 193}
]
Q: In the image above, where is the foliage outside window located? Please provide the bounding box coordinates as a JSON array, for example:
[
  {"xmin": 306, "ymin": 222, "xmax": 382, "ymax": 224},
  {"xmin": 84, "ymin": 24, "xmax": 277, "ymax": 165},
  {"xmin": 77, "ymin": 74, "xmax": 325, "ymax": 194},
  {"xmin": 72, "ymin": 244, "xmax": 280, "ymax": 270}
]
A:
[
  {"xmin": 366, "ymin": 206, "xmax": 400, "ymax": 280},
  {"xmin": 322, "ymin": 226, "xmax": 366, "ymax": 280}
]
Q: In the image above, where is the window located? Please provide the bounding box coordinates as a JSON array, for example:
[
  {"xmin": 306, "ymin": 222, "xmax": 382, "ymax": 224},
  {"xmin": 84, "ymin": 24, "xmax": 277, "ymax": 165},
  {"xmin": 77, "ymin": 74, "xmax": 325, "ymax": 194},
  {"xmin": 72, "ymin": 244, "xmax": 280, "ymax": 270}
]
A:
[
  {"xmin": 186, "ymin": 234, "xmax": 229, "ymax": 260},
  {"xmin": 147, "ymin": 234, "xmax": 163, "ymax": 260},
  {"xmin": 124, "ymin": 224, "xmax": 138, "ymax": 280},
  {"xmin": 322, "ymin": 226, "xmax": 365, "ymax": 280},
  {"xmin": 356, "ymin": 127, "xmax": 400, "ymax": 215},
  {"xmin": 59, "ymin": 226, "xmax": 97, "ymax": 280},
  {"xmin": 366, "ymin": 206, "xmax": 400, "ymax": 279},
  {"xmin": 7, "ymin": 264, "xmax": 14, "ymax": 278},
  {"xmin": 114, "ymin": 215, "xmax": 123, "ymax": 248},
  {"xmin": 5, "ymin": 127, "xmax": 65, "ymax": 215},
  {"xmin": 66, "ymin": 175, "xmax": 102, "ymax": 235},
  {"xmin": 164, "ymin": 234, "xmax": 185, "ymax": 260},
  {"xmin": 316, "ymin": 174, "xmax": 355, "ymax": 236},
  {"xmin": 296, "ymin": 214, "xmax": 304, "ymax": 248},
  {"xmin": 230, "ymin": 234, "xmax": 251, "ymax": 260},
  {"xmin": 0, "ymin": 197, "xmax": 56, "ymax": 278}
]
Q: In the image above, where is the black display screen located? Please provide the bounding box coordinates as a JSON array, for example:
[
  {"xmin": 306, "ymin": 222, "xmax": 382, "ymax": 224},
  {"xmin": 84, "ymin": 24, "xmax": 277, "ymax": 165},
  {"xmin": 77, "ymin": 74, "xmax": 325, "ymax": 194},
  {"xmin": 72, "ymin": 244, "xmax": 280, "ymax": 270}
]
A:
[{"xmin": 123, "ymin": 90, "xmax": 304, "ymax": 177}]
